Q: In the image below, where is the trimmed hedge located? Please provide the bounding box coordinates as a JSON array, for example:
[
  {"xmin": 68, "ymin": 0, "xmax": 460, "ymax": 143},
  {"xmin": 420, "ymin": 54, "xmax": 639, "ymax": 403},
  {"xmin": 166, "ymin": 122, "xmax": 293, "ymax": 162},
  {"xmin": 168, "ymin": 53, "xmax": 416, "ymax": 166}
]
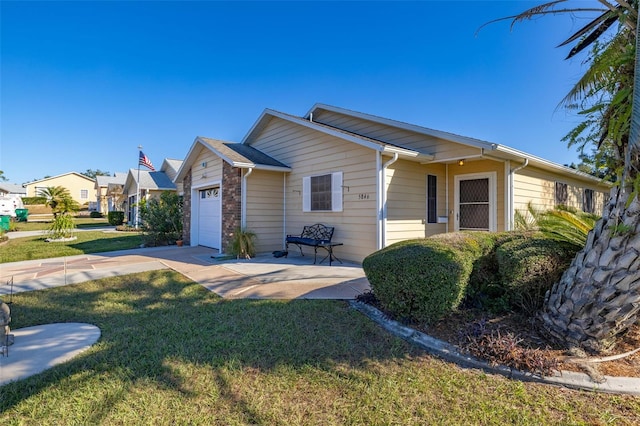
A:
[
  {"xmin": 496, "ymin": 235, "xmax": 578, "ymax": 314},
  {"xmin": 363, "ymin": 231, "xmax": 577, "ymax": 324},
  {"xmin": 363, "ymin": 232, "xmax": 496, "ymax": 324},
  {"xmin": 107, "ymin": 211, "xmax": 125, "ymax": 226},
  {"xmin": 22, "ymin": 197, "xmax": 47, "ymax": 205},
  {"xmin": 89, "ymin": 211, "xmax": 103, "ymax": 218}
]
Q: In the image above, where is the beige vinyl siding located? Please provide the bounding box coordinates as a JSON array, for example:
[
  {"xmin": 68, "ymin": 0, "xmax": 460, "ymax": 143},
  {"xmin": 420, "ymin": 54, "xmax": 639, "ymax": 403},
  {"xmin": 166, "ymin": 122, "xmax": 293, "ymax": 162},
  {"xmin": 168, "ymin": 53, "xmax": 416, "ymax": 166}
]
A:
[
  {"xmin": 385, "ymin": 160, "xmax": 447, "ymax": 245},
  {"xmin": 513, "ymin": 166, "xmax": 609, "ymax": 215},
  {"xmin": 312, "ymin": 109, "xmax": 483, "ymax": 161},
  {"xmin": 448, "ymin": 159, "xmax": 506, "ymax": 231},
  {"xmin": 191, "ymin": 149, "xmax": 223, "ymax": 188},
  {"xmin": 251, "ymin": 117, "xmax": 378, "ymax": 262},
  {"xmin": 245, "ymin": 170, "xmax": 285, "ymax": 253}
]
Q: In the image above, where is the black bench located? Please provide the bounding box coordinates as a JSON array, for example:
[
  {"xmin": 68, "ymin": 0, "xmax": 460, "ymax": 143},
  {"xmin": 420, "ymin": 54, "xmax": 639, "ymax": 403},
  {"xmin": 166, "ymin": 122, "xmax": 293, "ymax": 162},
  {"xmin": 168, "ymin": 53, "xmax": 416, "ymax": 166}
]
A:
[{"xmin": 285, "ymin": 223, "xmax": 343, "ymax": 265}]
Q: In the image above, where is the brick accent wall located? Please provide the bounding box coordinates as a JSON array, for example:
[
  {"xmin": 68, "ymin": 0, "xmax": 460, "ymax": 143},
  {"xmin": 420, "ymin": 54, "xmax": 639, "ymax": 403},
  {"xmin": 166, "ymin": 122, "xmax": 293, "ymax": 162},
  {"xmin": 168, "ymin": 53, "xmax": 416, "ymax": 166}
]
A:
[
  {"xmin": 221, "ymin": 162, "xmax": 242, "ymax": 252},
  {"xmin": 182, "ymin": 169, "xmax": 192, "ymax": 245}
]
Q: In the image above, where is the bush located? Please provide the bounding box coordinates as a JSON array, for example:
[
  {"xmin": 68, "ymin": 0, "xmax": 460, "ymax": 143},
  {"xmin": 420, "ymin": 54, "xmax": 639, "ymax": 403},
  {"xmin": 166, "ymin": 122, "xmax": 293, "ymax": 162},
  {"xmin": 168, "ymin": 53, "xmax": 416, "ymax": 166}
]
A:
[
  {"xmin": 108, "ymin": 211, "xmax": 125, "ymax": 226},
  {"xmin": 89, "ymin": 211, "xmax": 103, "ymax": 218},
  {"xmin": 139, "ymin": 191, "xmax": 183, "ymax": 246},
  {"xmin": 495, "ymin": 234, "xmax": 579, "ymax": 315},
  {"xmin": 22, "ymin": 196, "xmax": 47, "ymax": 205},
  {"xmin": 363, "ymin": 232, "xmax": 495, "ymax": 324}
]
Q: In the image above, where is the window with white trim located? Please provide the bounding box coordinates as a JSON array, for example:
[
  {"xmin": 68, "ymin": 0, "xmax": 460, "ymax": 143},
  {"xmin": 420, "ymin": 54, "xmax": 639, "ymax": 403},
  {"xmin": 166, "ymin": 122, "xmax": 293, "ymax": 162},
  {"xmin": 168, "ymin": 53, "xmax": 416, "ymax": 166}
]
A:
[
  {"xmin": 427, "ymin": 175, "xmax": 437, "ymax": 223},
  {"xmin": 80, "ymin": 189, "xmax": 88, "ymax": 199},
  {"xmin": 303, "ymin": 172, "xmax": 343, "ymax": 212}
]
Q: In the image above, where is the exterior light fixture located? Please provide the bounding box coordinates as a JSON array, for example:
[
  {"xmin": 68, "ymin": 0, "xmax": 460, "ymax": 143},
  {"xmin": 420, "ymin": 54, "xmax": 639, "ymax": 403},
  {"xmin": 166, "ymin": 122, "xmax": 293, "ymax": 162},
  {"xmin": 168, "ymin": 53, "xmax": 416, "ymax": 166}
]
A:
[{"xmin": 458, "ymin": 159, "xmax": 465, "ymax": 166}]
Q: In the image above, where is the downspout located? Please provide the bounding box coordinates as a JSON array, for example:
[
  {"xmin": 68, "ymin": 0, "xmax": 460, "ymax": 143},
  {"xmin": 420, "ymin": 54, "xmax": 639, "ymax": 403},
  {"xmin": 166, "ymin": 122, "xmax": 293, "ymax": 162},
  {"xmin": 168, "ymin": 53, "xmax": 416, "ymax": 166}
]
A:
[
  {"xmin": 241, "ymin": 167, "xmax": 254, "ymax": 229},
  {"xmin": 380, "ymin": 152, "xmax": 399, "ymax": 248},
  {"xmin": 508, "ymin": 159, "xmax": 529, "ymax": 230},
  {"xmin": 283, "ymin": 173, "xmax": 287, "ymax": 250},
  {"xmin": 445, "ymin": 163, "xmax": 449, "ymax": 233}
]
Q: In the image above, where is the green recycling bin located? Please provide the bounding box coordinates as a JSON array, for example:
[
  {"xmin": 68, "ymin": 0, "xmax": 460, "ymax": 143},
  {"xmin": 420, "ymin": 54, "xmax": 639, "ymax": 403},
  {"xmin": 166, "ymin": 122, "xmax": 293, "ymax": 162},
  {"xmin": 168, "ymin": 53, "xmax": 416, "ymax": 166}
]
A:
[
  {"xmin": 0, "ymin": 216, "xmax": 9, "ymax": 231},
  {"xmin": 15, "ymin": 209, "xmax": 28, "ymax": 222}
]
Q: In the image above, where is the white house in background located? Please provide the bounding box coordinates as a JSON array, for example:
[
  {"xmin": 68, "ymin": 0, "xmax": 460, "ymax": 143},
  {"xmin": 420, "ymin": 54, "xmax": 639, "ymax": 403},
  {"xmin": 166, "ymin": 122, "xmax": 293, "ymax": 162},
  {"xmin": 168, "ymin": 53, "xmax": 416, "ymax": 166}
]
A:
[
  {"xmin": 175, "ymin": 103, "xmax": 612, "ymax": 263},
  {"xmin": 95, "ymin": 173, "xmax": 127, "ymax": 213},
  {"xmin": 0, "ymin": 183, "xmax": 26, "ymax": 197}
]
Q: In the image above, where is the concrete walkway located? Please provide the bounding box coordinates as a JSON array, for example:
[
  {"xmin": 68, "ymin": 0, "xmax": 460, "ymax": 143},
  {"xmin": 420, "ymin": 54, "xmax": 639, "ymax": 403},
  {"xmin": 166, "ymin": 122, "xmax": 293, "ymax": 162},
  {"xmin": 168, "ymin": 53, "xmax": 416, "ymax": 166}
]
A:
[
  {"xmin": 1, "ymin": 245, "xmax": 638, "ymax": 395},
  {"xmin": 0, "ymin": 245, "xmax": 371, "ymax": 299}
]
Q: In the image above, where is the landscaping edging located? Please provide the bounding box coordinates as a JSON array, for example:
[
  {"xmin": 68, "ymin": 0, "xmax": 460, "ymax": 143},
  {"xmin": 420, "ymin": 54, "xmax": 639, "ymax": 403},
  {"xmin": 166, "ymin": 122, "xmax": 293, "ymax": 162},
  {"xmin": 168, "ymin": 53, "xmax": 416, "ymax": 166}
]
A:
[{"xmin": 349, "ymin": 300, "xmax": 640, "ymax": 396}]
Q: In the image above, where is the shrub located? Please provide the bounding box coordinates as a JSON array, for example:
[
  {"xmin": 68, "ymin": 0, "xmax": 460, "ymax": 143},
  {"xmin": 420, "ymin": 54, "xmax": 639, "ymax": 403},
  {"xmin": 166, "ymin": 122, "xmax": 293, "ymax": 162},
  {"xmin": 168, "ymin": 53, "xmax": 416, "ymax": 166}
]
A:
[
  {"xmin": 495, "ymin": 234, "xmax": 579, "ymax": 315},
  {"xmin": 139, "ymin": 191, "xmax": 183, "ymax": 246},
  {"xmin": 229, "ymin": 227, "xmax": 257, "ymax": 259},
  {"xmin": 89, "ymin": 211, "xmax": 103, "ymax": 218},
  {"xmin": 363, "ymin": 232, "xmax": 495, "ymax": 324},
  {"xmin": 108, "ymin": 211, "xmax": 125, "ymax": 226},
  {"xmin": 47, "ymin": 214, "xmax": 75, "ymax": 239},
  {"xmin": 22, "ymin": 196, "xmax": 47, "ymax": 205}
]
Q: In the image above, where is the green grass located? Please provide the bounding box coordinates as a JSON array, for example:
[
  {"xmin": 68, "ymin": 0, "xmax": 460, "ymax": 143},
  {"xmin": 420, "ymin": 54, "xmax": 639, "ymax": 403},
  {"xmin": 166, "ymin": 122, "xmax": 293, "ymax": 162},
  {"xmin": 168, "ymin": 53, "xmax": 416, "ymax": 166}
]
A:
[
  {"xmin": 9, "ymin": 217, "xmax": 111, "ymax": 232},
  {"xmin": 1, "ymin": 270, "xmax": 638, "ymax": 425},
  {"xmin": 0, "ymin": 231, "xmax": 143, "ymax": 263}
]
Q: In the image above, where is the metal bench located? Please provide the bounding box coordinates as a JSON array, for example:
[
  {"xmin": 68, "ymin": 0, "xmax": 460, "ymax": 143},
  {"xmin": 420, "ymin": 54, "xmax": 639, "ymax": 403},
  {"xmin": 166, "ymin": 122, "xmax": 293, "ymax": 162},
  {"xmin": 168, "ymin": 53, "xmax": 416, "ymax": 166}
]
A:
[{"xmin": 285, "ymin": 223, "xmax": 343, "ymax": 265}]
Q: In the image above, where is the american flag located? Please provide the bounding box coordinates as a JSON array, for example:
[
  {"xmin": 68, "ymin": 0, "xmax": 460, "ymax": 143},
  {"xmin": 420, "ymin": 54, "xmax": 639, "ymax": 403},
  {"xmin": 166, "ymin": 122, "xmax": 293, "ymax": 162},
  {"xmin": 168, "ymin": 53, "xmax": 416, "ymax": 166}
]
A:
[{"xmin": 139, "ymin": 151, "xmax": 155, "ymax": 171}]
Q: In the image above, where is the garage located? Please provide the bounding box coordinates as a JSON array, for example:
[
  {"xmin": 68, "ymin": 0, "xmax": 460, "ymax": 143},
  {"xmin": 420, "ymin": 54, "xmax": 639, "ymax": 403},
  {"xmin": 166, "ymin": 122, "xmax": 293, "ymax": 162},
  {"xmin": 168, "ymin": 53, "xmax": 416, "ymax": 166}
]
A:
[{"xmin": 197, "ymin": 186, "xmax": 221, "ymax": 249}]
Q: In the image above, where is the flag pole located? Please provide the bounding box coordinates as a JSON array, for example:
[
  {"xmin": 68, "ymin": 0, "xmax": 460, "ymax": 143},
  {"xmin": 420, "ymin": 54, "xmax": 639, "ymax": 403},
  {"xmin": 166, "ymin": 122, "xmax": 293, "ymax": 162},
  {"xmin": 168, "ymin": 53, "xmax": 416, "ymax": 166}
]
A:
[{"xmin": 136, "ymin": 145, "xmax": 142, "ymax": 228}]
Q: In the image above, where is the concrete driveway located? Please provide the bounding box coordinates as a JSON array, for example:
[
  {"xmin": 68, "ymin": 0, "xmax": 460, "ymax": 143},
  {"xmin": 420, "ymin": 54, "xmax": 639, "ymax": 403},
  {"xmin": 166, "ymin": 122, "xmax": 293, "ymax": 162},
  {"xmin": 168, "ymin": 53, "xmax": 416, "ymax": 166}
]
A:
[{"xmin": 0, "ymin": 245, "xmax": 371, "ymax": 299}]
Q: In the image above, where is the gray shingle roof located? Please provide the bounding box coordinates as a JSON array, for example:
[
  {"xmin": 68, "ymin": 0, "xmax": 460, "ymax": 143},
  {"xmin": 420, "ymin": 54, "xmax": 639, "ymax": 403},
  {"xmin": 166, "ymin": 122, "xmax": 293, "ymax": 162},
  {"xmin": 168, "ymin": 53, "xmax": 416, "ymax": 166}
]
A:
[
  {"xmin": 128, "ymin": 169, "xmax": 176, "ymax": 190},
  {"xmin": 198, "ymin": 137, "xmax": 288, "ymax": 168}
]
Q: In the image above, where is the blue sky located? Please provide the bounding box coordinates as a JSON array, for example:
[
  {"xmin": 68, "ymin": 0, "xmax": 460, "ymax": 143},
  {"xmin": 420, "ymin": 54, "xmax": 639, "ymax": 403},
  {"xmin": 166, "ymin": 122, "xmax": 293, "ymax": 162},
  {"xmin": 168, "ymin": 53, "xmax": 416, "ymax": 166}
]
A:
[{"xmin": 2, "ymin": 1, "xmax": 601, "ymax": 185}]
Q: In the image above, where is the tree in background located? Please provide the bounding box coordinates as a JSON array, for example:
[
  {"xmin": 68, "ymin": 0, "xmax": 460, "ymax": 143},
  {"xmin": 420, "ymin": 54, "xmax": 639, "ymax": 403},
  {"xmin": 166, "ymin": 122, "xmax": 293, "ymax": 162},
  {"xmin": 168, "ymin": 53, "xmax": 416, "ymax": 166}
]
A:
[
  {"xmin": 0, "ymin": 171, "xmax": 7, "ymax": 182},
  {"xmin": 82, "ymin": 169, "xmax": 111, "ymax": 179},
  {"xmin": 488, "ymin": 1, "xmax": 639, "ymax": 352}
]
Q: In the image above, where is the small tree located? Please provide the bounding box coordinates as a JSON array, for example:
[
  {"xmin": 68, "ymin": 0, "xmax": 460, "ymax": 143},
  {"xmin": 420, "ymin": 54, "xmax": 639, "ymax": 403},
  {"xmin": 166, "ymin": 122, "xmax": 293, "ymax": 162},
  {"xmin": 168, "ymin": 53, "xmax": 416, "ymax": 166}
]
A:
[{"xmin": 138, "ymin": 191, "xmax": 183, "ymax": 246}]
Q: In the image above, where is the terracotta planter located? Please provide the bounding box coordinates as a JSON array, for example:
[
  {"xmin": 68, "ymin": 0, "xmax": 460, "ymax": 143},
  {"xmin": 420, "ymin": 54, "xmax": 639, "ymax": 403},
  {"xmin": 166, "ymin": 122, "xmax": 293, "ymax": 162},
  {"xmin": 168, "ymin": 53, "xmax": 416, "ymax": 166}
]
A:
[{"xmin": 176, "ymin": 240, "xmax": 183, "ymax": 247}]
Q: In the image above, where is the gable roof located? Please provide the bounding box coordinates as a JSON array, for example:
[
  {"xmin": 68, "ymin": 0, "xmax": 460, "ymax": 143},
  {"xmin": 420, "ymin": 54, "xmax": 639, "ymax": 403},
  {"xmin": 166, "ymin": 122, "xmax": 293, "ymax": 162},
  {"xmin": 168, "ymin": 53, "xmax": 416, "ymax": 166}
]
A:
[
  {"xmin": 26, "ymin": 172, "xmax": 95, "ymax": 186},
  {"xmin": 0, "ymin": 183, "xmax": 26, "ymax": 195},
  {"xmin": 242, "ymin": 109, "xmax": 435, "ymax": 162},
  {"xmin": 96, "ymin": 172, "xmax": 127, "ymax": 188},
  {"xmin": 161, "ymin": 158, "xmax": 183, "ymax": 174},
  {"xmin": 175, "ymin": 136, "xmax": 291, "ymax": 183},
  {"xmin": 304, "ymin": 103, "xmax": 609, "ymax": 185},
  {"xmin": 124, "ymin": 169, "xmax": 177, "ymax": 194}
]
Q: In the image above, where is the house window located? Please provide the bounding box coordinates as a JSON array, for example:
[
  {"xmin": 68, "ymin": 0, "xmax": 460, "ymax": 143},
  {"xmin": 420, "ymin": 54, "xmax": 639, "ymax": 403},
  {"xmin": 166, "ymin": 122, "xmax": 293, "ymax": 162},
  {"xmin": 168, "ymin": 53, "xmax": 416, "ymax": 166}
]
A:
[
  {"xmin": 427, "ymin": 175, "xmax": 437, "ymax": 223},
  {"xmin": 555, "ymin": 182, "xmax": 568, "ymax": 206},
  {"xmin": 303, "ymin": 172, "xmax": 343, "ymax": 212},
  {"xmin": 80, "ymin": 189, "xmax": 88, "ymax": 199},
  {"xmin": 583, "ymin": 189, "xmax": 594, "ymax": 213}
]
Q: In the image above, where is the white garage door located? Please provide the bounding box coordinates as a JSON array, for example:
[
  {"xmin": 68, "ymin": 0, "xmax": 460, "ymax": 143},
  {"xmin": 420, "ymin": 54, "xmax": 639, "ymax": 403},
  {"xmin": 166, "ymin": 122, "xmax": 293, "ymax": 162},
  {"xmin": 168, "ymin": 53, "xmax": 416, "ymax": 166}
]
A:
[{"xmin": 198, "ymin": 187, "xmax": 221, "ymax": 249}]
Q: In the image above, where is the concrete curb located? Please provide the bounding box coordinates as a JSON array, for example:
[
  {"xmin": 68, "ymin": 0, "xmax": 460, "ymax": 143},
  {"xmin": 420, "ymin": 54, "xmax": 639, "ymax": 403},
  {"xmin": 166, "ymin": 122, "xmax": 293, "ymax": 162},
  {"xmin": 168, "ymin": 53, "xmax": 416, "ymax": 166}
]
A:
[{"xmin": 349, "ymin": 301, "xmax": 640, "ymax": 396}]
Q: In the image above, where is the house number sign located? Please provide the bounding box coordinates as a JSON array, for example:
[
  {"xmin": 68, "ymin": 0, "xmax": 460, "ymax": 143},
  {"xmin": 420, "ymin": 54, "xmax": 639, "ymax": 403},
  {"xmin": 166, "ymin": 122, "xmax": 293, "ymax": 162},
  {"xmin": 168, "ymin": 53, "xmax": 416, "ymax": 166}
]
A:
[{"xmin": 358, "ymin": 193, "xmax": 370, "ymax": 200}]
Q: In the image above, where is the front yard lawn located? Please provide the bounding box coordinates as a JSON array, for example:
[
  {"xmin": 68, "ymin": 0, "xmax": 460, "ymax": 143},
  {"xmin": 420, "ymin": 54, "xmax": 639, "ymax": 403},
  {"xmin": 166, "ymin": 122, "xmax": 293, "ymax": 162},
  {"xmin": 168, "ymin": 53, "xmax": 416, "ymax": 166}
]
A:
[
  {"xmin": 0, "ymin": 231, "xmax": 143, "ymax": 263},
  {"xmin": 2, "ymin": 270, "xmax": 639, "ymax": 424}
]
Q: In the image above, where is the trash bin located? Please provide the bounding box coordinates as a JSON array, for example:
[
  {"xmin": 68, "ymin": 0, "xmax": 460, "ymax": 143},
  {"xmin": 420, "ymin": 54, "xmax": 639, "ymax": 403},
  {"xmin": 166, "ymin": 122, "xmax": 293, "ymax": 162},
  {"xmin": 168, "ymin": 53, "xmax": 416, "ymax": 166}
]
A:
[
  {"xmin": 0, "ymin": 216, "xmax": 9, "ymax": 231},
  {"xmin": 15, "ymin": 209, "xmax": 28, "ymax": 222}
]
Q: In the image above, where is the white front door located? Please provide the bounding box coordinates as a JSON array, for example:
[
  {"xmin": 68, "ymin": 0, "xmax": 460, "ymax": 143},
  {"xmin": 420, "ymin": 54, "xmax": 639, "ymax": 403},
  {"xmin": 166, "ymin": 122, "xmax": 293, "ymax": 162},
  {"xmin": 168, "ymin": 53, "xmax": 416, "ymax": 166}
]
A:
[
  {"xmin": 198, "ymin": 186, "xmax": 221, "ymax": 249},
  {"xmin": 454, "ymin": 172, "xmax": 497, "ymax": 232}
]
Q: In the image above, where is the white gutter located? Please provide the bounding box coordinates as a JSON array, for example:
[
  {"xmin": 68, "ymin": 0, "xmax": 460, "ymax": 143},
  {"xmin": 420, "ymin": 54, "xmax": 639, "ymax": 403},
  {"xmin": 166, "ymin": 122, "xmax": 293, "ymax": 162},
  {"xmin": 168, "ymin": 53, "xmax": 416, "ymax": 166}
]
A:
[
  {"xmin": 379, "ymin": 152, "xmax": 399, "ymax": 249},
  {"xmin": 507, "ymin": 159, "xmax": 528, "ymax": 230},
  {"xmin": 241, "ymin": 167, "xmax": 254, "ymax": 228},
  {"xmin": 283, "ymin": 173, "xmax": 287, "ymax": 250}
]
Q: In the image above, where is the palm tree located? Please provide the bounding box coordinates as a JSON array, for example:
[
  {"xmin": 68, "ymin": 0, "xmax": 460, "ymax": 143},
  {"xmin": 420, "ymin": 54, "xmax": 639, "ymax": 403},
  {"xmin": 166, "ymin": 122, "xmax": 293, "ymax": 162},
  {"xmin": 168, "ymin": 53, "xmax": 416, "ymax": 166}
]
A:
[
  {"xmin": 38, "ymin": 186, "xmax": 68, "ymax": 217},
  {"xmin": 487, "ymin": 1, "xmax": 639, "ymax": 352}
]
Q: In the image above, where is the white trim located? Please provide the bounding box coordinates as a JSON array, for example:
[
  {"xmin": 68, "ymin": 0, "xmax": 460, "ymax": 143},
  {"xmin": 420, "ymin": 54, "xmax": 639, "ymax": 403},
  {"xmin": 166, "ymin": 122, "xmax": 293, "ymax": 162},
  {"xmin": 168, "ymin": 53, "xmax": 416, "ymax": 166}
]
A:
[
  {"xmin": 454, "ymin": 172, "xmax": 497, "ymax": 232},
  {"xmin": 191, "ymin": 179, "xmax": 222, "ymax": 249}
]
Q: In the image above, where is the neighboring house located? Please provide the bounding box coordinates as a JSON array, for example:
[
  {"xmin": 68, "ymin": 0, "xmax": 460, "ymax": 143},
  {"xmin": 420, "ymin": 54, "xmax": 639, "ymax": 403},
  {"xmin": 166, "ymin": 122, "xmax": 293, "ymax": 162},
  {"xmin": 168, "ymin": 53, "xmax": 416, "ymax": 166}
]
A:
[
  {"xmin": 160, "ymin": 158, "xmax": 184, "ymax": 195},
  {"xmin": 25, "ymin": 172, "xmax": 96, "ymax": 206},
  {"xmin": 123, "ymin": 159, "xmax": 183, "ymax": 225},
  {"xmin": 95, "ymin": 173, "xmax": 127, "ymax": 213},
  {"xmin": 0, "ymin": 183, "xmax": 26, "ymax": 197},
  {"xmin": 175, "ymin": 104, "xmax": 612, "ymax": 263}
]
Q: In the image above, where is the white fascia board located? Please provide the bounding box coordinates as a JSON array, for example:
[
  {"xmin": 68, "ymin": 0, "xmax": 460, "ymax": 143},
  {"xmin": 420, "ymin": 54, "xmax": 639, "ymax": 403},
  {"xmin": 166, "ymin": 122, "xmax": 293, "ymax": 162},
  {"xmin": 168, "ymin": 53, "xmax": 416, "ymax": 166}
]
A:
[
  {"xmin": 308, "ymin": 104, "xmax": 497, "ymax": 150},
  {"xmin": 382, "ymin": 145, "xmax": 434, "ymax": 161},
  {"xmin": 494, "ymin": 145, "xmax": 612, "ymax": 186}
]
